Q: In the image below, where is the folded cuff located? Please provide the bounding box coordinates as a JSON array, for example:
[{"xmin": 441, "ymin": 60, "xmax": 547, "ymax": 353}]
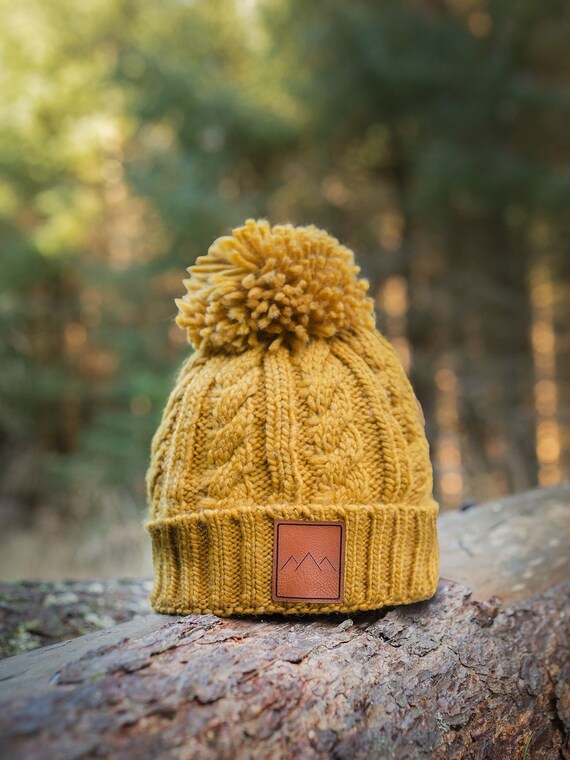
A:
[{"xmin": 146, "ymin": 501, "xmax": 440, "ymax": 616}]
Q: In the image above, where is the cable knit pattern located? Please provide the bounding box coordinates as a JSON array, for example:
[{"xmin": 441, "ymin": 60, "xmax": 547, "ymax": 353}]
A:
[
  {"xmin": 146, "ymin": 220, "xmax": 440, "ymax": 616},
  {"xmin": 146, "ymin": 352, "xmax": 202, "ymax": 517},
  {"xmin": 203, "ymin": 349, "xmax": 268, "ymax": 505},
  {"xmin": 344, "ymin": 328, "xmax": 433, "ymax": 503},
  {"xmin": 294, "ymin": 340, "xmax": 371, "ymax": 505},
  {"xmin": 263, "ymin": 348, "xmax": 304, "ymax": 502}
]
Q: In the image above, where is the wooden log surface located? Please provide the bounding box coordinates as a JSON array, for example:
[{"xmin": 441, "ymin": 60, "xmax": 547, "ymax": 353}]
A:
[{"xmin": 0, "ymin": 486, "xmax": 569, "ymax": 759}]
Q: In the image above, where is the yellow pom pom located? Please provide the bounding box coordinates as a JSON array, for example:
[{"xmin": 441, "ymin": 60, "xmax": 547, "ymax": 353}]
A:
[{"xmin": 175, "ymin": 219, "xmax": 376, "ymax": 353}]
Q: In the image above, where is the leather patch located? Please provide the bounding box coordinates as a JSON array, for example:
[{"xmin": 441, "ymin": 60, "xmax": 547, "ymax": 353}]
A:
[{"xmin": 272, "ymin": 520, "xmax": 345, "ymax": 603}]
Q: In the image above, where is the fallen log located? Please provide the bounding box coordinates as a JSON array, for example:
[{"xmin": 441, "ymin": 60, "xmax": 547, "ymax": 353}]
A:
[{"xmin": 0, "ymin": 486, "xmax": 569, "ymax": 759}]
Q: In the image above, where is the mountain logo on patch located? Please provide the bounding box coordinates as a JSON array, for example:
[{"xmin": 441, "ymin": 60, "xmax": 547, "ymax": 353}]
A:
[
  {"xmin": 272, "ymin": 521, "xmax": 345, "ymax": 603},
  {"xmin": 279, "ymin": 552, "xmax": 337, "ymax": 572}
]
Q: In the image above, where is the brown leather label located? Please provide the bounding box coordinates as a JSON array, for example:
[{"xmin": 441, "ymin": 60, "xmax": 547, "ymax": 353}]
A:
[{"xmin": 272, "ymin": 520, "xmax": 345, "ymax": 603}]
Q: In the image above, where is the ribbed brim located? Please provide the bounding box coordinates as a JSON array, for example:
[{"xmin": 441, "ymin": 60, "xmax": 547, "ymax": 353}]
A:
[{"xmin": 146, "ymin": 501, "xmax": 440, "ymax": 616}]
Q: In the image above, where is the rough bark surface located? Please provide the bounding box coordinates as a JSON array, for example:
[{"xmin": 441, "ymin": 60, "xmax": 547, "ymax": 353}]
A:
[{"xmin": 0, "ymin": 486, "xmax": 569, "ymax": 760}]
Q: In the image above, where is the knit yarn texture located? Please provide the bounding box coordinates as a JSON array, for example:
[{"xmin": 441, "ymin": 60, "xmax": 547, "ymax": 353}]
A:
[{"xmin": 146, "ymin": 219, "xmax": 440, "ymax": 616}]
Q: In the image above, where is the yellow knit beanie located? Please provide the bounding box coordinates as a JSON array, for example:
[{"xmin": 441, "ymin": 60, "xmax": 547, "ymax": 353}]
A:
[{"xmin": 146, "ymin": 219, "xmax": 440, "ymax": 615}]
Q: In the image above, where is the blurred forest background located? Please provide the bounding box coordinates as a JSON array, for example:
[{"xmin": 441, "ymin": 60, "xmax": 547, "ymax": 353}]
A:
[{"xmin": 1, "ymin": 0, "xmax": 569, "ymax": 579}]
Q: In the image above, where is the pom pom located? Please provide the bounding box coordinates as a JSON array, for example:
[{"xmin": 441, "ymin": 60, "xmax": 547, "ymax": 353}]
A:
[{"xmin": 175, "ymin": 219, "xmax": 376, "ymax": 353}]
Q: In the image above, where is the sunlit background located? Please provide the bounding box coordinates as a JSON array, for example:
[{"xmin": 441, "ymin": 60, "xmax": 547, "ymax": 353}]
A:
[{"xmin": 1, "ymin": 0, "xmax": 569, "ymax": 579}]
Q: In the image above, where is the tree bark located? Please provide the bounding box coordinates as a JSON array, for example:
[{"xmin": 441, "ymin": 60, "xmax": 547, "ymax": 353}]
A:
[{"xmin": 0, "ymin": 486, "xmax": 569, "ymax": 759}]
